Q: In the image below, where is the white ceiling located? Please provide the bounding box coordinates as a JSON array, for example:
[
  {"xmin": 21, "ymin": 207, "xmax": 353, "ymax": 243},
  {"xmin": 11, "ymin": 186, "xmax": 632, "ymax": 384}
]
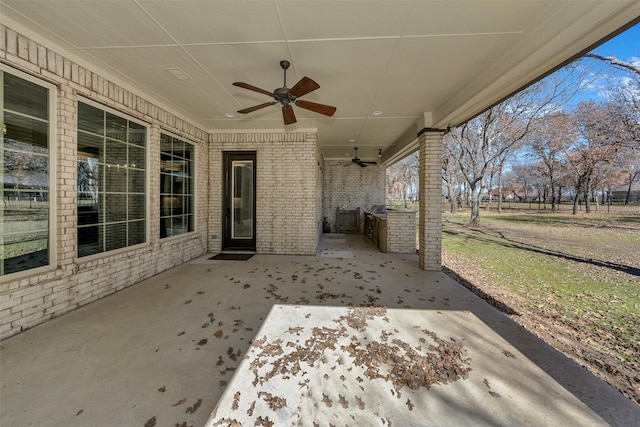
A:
[{"xmin": 2, "ymin": 1, "xmax": 639, "ymax": 162}]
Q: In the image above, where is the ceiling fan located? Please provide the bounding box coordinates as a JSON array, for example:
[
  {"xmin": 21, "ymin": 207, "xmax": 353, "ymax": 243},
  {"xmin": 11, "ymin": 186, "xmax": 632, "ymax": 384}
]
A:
[
  {"xmin": 233, "ymin": 60, "xmax": 337, "ymax": 125},
  {"xmin": 349, "ymin": 147, "xmax": 379, "ymax": 167}
]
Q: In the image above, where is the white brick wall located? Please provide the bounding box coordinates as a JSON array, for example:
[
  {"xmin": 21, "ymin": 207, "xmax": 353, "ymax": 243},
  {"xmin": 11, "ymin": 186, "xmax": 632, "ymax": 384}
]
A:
[
  {"xmin": 323, "ymin": 160, "xmax": 385, "ymax": 232},
  {"xmin": 418, "ymin": 130, "xmax": 444, "ymax": 271},
  {"xmin": 208, "ymin": 132, "xmax": 319, "ymax": 255},
  {"xmin": 0, "ymin": 22, "xmax": 399, "ymax": 339},
  {"xmin": 1, "ymin": 25, "xmax": 209, "ymax": 339},
  {"xmin": 386, "ymin": 210, "xmax": 417, "ymax": 254}
]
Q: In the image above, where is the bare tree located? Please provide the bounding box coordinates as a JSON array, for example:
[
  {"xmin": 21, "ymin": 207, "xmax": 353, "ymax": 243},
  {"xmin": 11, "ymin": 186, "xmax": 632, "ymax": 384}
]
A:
[
  {"xmin": 565, "ymin": 101, "xmax": 625, "ymax": 214},
  {"xmin": 622, "ymin": 159, "xmax": 640, "ymax": 205},
  {"xmin": 526, "ymin": 113, "xmax": 575, "ymax": 212},
  {"xmin": 450, "ymin": 72, "xmax": 577, "ymax": 226},
  {"xmin": 386, "ymin": 152, "xmax": 419, "ymax": 208},
  {"xmin": 584, "ymin": 53, "xmax": 640, "ymax": 149},
  {"xmin": 442, "ymin": 135, "xmax": 465, "ymax": 213}
]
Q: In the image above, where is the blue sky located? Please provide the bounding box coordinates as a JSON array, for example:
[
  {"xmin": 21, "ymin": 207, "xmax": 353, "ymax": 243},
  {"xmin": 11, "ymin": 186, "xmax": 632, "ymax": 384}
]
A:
[
  {"xmin": 566, "ymin": 22, "xmax": 640, "ymax": 106},
  {"xmin": 592, "ymin": 22, "xmax": 640, "ymax": 63}
]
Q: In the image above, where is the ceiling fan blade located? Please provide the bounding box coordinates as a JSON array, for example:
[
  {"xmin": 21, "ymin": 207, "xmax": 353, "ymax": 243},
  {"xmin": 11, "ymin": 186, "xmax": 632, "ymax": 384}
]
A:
[
  {"xmin": 295, "ymin": 100, "xmax": 336, "ymax": 117},
  {"xmin": 233, "ymin": 82, "xmax": 274, "ymax": 97},
  {"xmin": 289, "ymin": 77, "xmax": 320, "ymax": 98},
  {"xmin": 237, "ymin": 102, "xmax": 276, "ymax": 114},
  {"xmin": 283, "ymin": 104, "xmax": 297, "ymax": 125}
]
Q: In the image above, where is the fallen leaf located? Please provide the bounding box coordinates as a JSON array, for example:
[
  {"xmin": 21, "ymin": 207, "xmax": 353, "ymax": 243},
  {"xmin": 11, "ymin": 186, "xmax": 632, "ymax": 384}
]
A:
[
  {"xmin": 144, "ymin": 416, "xmax": 156, "ymax": 427},
  {"xmin": 338, "ymin": 394, "xmax": 349, "ymax": 408},
  {"xmin": 322, "ymin": 393, "xmax": 333, "ymax": 407},
  {"xmin": 172, "ymin": 398, "xmax": 186, "ymax": 407},
  {"xmin": 231, "ymin": 393, "xmax": 240, "ymax": 411},
  {"xmin": 185, "ymin": 398, "xmax": 202, "ymax": 414},
  {"xmin": 255, "ymin": 416, "xmax": 274, "ymax": 427}
]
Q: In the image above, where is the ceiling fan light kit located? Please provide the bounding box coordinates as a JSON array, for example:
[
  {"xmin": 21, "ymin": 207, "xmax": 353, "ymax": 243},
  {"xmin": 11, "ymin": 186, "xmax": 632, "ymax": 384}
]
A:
[{"xmin": 233, "ymin": 60, "xmax": 337, "ymax": 125}]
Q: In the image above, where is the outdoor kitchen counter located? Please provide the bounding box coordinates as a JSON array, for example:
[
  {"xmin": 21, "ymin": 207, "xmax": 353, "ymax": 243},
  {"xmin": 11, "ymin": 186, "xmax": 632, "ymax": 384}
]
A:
[{"xmin": 366, "ymin": 209, "xmax": 416, "ymax": 253}]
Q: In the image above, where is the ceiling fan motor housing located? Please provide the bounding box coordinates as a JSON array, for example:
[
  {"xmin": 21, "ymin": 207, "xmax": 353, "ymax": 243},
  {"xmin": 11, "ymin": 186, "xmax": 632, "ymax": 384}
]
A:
[
  {"xmin": 274, "ymin": 87, "xmax": 294, "ymax": 105},
  {"xmin": 233, "ymin": 60, "xmax": 336, "ymax": 124}
]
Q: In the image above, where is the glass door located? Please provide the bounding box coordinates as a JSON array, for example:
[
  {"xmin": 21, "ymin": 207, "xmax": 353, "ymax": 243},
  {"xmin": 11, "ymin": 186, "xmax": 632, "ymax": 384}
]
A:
[{"xmin": 223, "ymin": 152, "xmax": 256, "ymax": 250}]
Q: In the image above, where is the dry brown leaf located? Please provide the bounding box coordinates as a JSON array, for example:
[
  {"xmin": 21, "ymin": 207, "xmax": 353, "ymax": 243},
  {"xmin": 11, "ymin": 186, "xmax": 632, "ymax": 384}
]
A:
[
  {"xmin": 406, "ymin": 399, "xmax": 414, "ymax": 411},
  {"xmin": 185, "ymin": 398, "xmax": 202, "ymax": 414},
  {"xmin": 338, "ymin": 394, "xmax": 349, "ymax": 408},
  {"xmin": 247, "ymin": 401, "xmax": 256, "ymax": 416},
  {"xmin": 172, "ymin": 398, "xmax": 186, "ymax": 407},
  {"xmin": 322, "ymin": 393, "xmax": 333, "ymax": 407}
]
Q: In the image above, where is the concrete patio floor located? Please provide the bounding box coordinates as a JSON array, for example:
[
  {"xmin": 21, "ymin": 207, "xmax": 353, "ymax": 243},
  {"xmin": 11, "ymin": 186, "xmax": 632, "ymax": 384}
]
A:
[{"xmin": 1, "ymin": 234, "xmax": 638, "ymax": 426}]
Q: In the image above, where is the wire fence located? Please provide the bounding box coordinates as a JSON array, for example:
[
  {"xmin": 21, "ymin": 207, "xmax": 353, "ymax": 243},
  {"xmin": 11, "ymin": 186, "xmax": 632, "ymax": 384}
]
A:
[
  {"xmin": 457, "ymin": 200, "xmax": 640, "ymax": 215},
  {"xmin": 387, "ymin": 199, "xmax": 640, "ymax": 215}
]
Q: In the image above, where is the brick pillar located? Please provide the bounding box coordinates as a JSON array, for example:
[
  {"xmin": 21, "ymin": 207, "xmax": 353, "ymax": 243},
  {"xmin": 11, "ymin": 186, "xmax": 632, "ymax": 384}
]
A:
[{"xmin": 418, "ymin": 129, "xmax": 444, "ymax": 271}]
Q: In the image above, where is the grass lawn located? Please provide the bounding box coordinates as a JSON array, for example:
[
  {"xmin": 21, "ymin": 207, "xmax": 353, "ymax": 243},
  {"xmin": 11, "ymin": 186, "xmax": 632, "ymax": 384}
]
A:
[{"xmin": 440, "ymin": 210, "xmax": 640, "ymax": 403}]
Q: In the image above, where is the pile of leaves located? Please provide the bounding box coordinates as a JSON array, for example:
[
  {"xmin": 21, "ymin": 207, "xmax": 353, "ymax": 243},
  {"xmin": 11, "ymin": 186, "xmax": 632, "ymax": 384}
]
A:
[{"xmin": 209, "ymin": 306, "xmax": 471, "ymax": 425}]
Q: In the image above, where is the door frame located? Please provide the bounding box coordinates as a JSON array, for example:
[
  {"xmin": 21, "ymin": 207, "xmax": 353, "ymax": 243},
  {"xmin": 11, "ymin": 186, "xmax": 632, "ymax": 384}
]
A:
[{"xmin": 222, "ymin": 151, "xmax": 257, "ymax": 251}]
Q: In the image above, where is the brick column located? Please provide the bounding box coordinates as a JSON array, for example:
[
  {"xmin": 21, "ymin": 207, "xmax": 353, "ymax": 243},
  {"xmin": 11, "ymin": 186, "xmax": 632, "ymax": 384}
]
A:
[{"xmin": 418, "ymin": 128, "xmax": 444, "ymax": 271}]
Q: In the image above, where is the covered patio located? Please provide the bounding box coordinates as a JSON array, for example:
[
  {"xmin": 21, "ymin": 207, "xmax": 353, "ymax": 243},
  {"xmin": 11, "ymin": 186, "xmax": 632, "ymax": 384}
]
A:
[
  {"xmin": 2, "ymin": 2, "xmax": 640, "ymax": 425},
  {"xmin": 2, "ymin": 234, "xmax": 639, "ymax": 426}
]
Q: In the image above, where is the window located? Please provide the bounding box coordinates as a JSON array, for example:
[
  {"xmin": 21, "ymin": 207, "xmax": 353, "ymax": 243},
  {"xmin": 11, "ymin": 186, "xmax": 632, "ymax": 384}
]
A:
[
  {"xmin": 77, "ymin": 101, "xmax": 147, "ymax": 257},
  {"xmin": 1, "ymin": 69, "xmax": 53, "ymax": 276},
  {"xmin": 160, "ymin": 134, "xmax": 194, "ymax": 238}
]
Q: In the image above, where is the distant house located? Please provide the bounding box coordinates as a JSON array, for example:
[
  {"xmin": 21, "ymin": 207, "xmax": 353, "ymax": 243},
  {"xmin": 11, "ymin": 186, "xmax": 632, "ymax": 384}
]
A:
[{"xmin": 611, "ymin": 182, "xmax": 640, "ymax": 203}]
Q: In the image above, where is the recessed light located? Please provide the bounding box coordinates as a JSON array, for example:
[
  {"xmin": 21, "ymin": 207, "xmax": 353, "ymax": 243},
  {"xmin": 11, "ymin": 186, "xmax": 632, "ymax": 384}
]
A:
[
  {"xmin": 372, "ymin": 111, "xmax": 383, "ymax": 116},
  {"xmin": 225, "ymin": 113, "xmax": 235, "ymax": 118},
  {"xmin": 349, "ymin": 139, "xmax": 356, "ymax": 142}
]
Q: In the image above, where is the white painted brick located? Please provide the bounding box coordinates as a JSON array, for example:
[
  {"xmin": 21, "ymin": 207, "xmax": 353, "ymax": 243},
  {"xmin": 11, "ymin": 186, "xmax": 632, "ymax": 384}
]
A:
[{"xmin": 1, "ymin": 26, "xmax": 209, "ymax": 339}]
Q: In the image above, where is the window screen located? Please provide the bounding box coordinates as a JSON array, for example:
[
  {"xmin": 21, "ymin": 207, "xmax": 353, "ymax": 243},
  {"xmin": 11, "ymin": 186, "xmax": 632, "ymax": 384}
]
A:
[
  {"xmin": 77, "ymin": 102, "xmax": 147, "ymax": 257},
  {"xmin": 160, "ymin": 134, "xmax": 194, "ymax": 238}
]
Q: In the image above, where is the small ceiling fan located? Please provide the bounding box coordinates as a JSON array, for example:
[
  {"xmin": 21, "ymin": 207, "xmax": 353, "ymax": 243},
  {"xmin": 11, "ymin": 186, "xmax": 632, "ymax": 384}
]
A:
[
  {"xmin": 349, "ymin": 147, "xmax": 379, "ymax": 167},
  {"xmin": 233, "ymin": 60, "xmax": 337, "ymax": 125}
]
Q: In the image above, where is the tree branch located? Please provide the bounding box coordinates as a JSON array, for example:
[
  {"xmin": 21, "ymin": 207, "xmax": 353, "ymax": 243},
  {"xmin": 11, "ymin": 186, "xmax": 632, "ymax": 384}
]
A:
[{"xmin": 585, "ymin": 53, "xmax": 640, "ymax": 75}]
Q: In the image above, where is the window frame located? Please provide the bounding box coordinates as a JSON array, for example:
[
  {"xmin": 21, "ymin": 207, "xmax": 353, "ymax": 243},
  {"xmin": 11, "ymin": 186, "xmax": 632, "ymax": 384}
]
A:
[
  {"xmin": 0, "ymin": 64, "xmax": 57, "ymax": 279},
  {"xmin": 160, "ymin": 131, "xmax": 196, "ymax": 239},
  {"xmin": 76, "ymin": 97, "xmax": 149, "ymax": 259}
]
